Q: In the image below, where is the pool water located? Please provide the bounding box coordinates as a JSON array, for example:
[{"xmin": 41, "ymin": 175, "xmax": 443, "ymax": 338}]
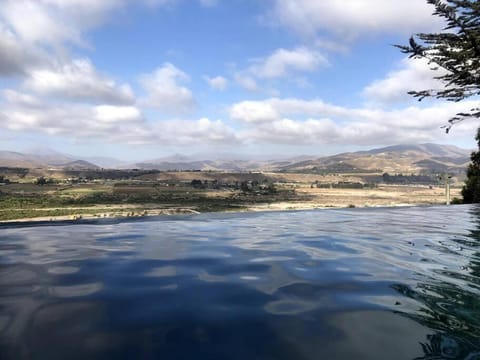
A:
[{"xmin": 1, "ymin": 205, "xmax": 479, "ymax": 359}]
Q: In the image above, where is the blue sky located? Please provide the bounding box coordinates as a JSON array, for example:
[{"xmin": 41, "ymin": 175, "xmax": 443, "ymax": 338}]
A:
[{"xmin": 0, "ymin": 0, "xmax": 478, "ymax": 161}]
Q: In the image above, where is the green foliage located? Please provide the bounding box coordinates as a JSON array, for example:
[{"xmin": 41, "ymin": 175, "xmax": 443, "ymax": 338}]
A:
[
  {"xmin": 267, "ymin": 183, "xmax": 277, "ymax": 194},
  {"xmin": 451, "ymin": 197, "xmax": 464, "ymax": 204},
  {"xmin": 462, "ymin": 128, "xmax": 480, "ymax": 202},
  {"xmin": 190, "ymin": 179, "xmax": 204, "ymax": 189},
  {"xmin": 397, "ymin": 0, "xmax": 480, "ymax": 132},
  {"xmin": 240, "ymin": 181, "xmax": 251, "ymax": 193},
  {"xmin": 35, "ymin": 176, "xmax": 47, "ymax": 185},
  {"xmin": 34, "ymin": 176, "xmax": 56, "ymax": 185}
]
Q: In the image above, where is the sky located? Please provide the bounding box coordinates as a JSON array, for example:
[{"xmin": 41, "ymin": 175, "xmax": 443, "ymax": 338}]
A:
[{"xmin": 0, "ymin": 0, "xmax": 478, "ymax": 161}]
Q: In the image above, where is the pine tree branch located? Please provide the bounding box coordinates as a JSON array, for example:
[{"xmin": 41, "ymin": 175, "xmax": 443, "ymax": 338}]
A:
[{"xmin": 396, "ymin": 0, "xmax": 480, "ymax": 132}]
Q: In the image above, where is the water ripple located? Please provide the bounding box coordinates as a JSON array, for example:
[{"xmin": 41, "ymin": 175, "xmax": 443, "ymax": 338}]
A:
[{"xmin": 0, "ymin": 205, "xmax": 479, "ymax": 359}]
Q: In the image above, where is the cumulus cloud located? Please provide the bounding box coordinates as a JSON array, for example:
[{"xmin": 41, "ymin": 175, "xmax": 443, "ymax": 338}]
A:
[
  {"xmin": 230, "ymin": 98, "xmax": 346, "ymax": 123},
  {"xmin": 0, "ymin": 0, "xmax": 472, "ymax": 151},
  {"xmin": 0, "ymin": 89, "xmax": 143, "ymax": 135},
  {"xmin": 1, "ymin": 103, "xmax": 143, "ymax": 138},
  {"xmin": 0, "ymin": 0, "xmax": 122, "ymax": 48},
  {"xmin": 234, "ymin": 47, "xmax": 328, "ymax": 92},
  {"xmin": 230, "ymin": 101, "xmax": 279, "ymax": 123},
  {"xmin": 248, "ymin": 47, "xmax": 328, "ymax": 78},
  {"xmin": 152, "ymin": 118, "xmax": 239, "ymax": 145},
  {"xmin": 106, "ymin": 117, "xmax": 238, "ymax": 145},
  {"xmin": 2, "ymin": 89, "xmax": 43, "ymax": 108},
  {"xmin": 231, "ymin": 97, "xmax": 478, "ymax": 146},
  {"xmin": 363, "ymin": 58, "xmax": 448, "ymax": 105},
  {"xmin": 140, "ymin": 63, "xmax": 196, "ymax": 115},
  {"xmin": 242, "ymin": 117, "xmax": 441, "ymax": 146},
  {"xmin": 0, "ymin": 1, "xmax": 129, "ymax": 77},
  {"xmin": 204, "ymin": 75, "xmax": 228, "ymax": 91},
  {"xmin": 268, "ymin": 0, "xmax": 444, "ymax": 38},
  {"xmin": 0, "ymin": 0, "xmax": 183, "ymax": 76},
  {"xmin": 0, "ymin": 0, "xmax": 228, "ymax": 147},
  {"xmin": 0, "ymin": 88, "xmax": 240, "ymax": 146},
  {"xmin": 94, "ymin": 105, "xmax": 142, "ymax": 123},
  {"xmin": 0, "ymin": 25, "xmax": 46, "ymax": 76},
  {"xmin": 23, "ymin": 58, "xmax": 135, "ymax": 105}
]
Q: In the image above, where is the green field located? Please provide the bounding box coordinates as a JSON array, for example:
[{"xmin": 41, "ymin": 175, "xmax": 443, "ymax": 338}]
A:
[
  {"xmin": 0, "ymin": 167, "xmax": 462, "ymax": 222},
  {"xmin": 0, "ymin": 178, "xmax": 298, "ymax": 221}
]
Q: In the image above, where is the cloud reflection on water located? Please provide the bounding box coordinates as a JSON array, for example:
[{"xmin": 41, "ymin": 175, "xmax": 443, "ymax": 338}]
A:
[{"xmin": 0, "ymin": 205, "xmax": 479, "ymax": 359}]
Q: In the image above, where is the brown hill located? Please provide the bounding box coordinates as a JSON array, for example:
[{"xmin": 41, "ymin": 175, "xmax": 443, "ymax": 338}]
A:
[
  {"xmin": 278, "ymin": 144, "xmax": 470, "ymax": 174},
  {"xmin": 0, "ymin": 151, "xmax": 98, "ymax": 169},
  {"xmin": 0, "ymin": 143, "xmax": 471, "ymax": 174}
]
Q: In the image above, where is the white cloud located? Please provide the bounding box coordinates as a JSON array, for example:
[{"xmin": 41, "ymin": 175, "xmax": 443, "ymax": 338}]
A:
[
  {"xmin": 242, "ymin": 113, "xmax": 472, "ymax": 146},
  {"xmin": 0, "ymin": 25, "xmax": 46, "ymax": 76},
  {"xmin": 230, "ymin": 101, "xmax": 279, "ymax": 123},
  {"xmin": 231, "ymin": 97, "xmax": 478, "ymax": 146},
  {"xmin": 0, "ymin": 88, "xmax": 240, "ymax": 146},
  {"xmin": 0, "ymin": 0, "xmax": 128, "ymax": 78},
  {"xmin": 0, "ymin": 88, "xmax": 143, "ymax": 136},
  {"xmin": 363, "ymin": 58, "xmax": 448, "ymax": 105},
  {"xmin": 152, "ymin": 118, "xmax": 239, "ymax": 145},
  {"xmin": 242, "ymin": 118, "xmax": 342, "ymax": 145},
  {"xmin": 140, "ymin": 63, "xmax": 196, "ymax": 115},
  {"xmin": 234, "ymin": 47, "xmax": 328, "ymax": 93},
  {"xmin": 0, "ymin": 0, "xmax": 121, "ymax": 48},
  {"xmin": 0, "ymin": 90, "xmax": 131, "ymax": 142},
  {"xmin": 1, "ymin": 87, "xmax": 477, "ymax": 148},
  {"xmin": 235, "ymin": 74, "xmax": 259, "ymax": 92},
  {"xmin": 1, "ymin": 98, "xmax": 144, "ymax": 138},
  {"xmin": 94, "ymin": 105, "xmax": 143, "ymax": 123},
  {"xmin": 0, "ymin": 0, "xmax": 182, "ymax": 76},
  {"xmin": 0, "ymin": 0, "xmax": 473, "ymax": 150},
  {"xmin": 230, "ymin": 98, "xmax": 346, "ymax": 123},
  {"xmin": 248, "ymin": 47, "xmax": 328, "ymax": 78},
  {"xmin": 24, "ymin": 58, "xmax": 135, "ymax": 105},
  {"xmin": 2, "ymin": 89, "xmax": 43, "ymax": 108},
  {"xmin": 204, "ymin": 75, "xmax": 228, "ymax": 91},
  {"xmin": 268, "ymin": 0, "xmax": 444, "ymax": 38}
]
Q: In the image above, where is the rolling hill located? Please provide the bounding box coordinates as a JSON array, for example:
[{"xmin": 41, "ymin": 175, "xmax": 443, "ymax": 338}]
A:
[
  {"xmin": 0, "ymin": 150, "xmax": 99, "ymax": 170},
  {"xmin": 277, "ymin": 143, "xmax": 471, "ymax": 174},
  {"xmin": 0, "ymin": 143, "xmax": 471, "ymax": 174}
]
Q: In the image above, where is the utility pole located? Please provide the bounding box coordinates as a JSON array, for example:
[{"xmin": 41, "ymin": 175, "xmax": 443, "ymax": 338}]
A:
[{"xmin": 439, "ymin": 174, "xmax": 452, "ymax": 205}]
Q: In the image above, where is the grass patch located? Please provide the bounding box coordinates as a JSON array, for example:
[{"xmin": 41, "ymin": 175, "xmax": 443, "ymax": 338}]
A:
[{"xmin": 0, "ymin": 179, "xmax": 310, "ymax": 221}]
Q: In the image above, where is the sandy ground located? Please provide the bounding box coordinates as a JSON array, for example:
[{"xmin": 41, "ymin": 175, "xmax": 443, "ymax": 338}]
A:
[
  {"xmin": 297, "ymin": 184, "xmax": 459, "ymax": 206},
  {"xmin": 247, "ymin": 185, "xmax": 460, "ymax": 211},
  {"xmin": 0, "ymin": 207, "xmax": 201, "ymax": 224}
]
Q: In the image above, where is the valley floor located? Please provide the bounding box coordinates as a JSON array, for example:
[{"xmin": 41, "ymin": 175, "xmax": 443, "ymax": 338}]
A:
[{"xmin": 0, "ymin": 182, "xmax": 461, "ymax": 223}]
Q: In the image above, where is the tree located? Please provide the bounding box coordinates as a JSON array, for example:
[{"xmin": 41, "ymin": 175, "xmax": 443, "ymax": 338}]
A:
[
  {"xmin": 462, "ymin": 128, "xmax": 480, "ymax": 202},
  {"xmin": 35, "ymin": 176, "xmax": 47, "ymax": 185},
  {"xmin": 396, "ymin": 0, "xmax": 480, "ymax": 133},
  {"xmin": 398, "ymin": 1, "xmax": 480, "ymax": 203},
  {"xmin": 190, "ymin": 179, "xmax": 204, "ymax": 189}
]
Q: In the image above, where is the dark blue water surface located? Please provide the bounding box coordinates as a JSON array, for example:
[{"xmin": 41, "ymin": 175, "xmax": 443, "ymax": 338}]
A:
[{"xmin": 1, "ymin": 205, "xmax": 480, "ymax": 359}]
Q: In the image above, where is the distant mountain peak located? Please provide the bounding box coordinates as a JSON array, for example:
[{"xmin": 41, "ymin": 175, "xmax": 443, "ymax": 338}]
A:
[
  {"xmin": 354, "ymin": 143, "xmax": 469, "ymax": 157},
  {"xmin": 62, "ymin": 160, "xmax": 99, "ymax": 170},
  {"xmin": 0, "ymin": 143, "xmax": 472, "ymax": 173},
  {"xmin": 24, "ymin": 146, "xmax": 66, "ymax": 157}
]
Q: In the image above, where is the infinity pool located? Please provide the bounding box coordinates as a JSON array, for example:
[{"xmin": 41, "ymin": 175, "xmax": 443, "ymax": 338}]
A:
[{"xmin": 1, "ymin": 205, "xmax": 479, "ymax": 359}]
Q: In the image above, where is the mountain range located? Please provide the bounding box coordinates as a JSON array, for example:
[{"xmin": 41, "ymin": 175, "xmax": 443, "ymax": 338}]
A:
[{"xmin": 0, "ymin": 143, "xmax": 472, "ymax": 174}]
